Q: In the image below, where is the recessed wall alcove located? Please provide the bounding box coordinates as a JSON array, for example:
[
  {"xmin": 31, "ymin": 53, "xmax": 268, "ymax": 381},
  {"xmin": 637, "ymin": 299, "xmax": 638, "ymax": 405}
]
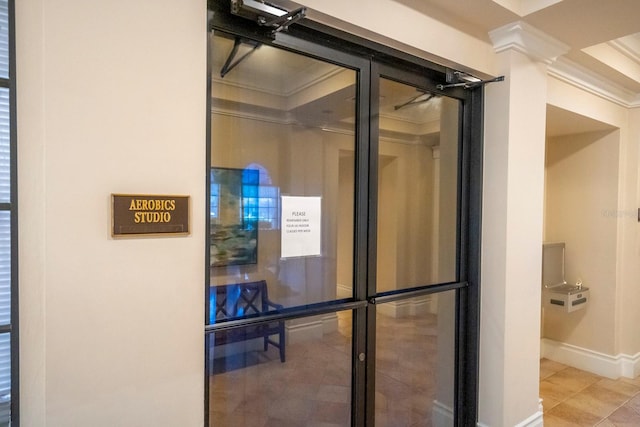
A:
[{"xmin": 542, "ymin": 104, "xmax": 620, "ymax": 371}]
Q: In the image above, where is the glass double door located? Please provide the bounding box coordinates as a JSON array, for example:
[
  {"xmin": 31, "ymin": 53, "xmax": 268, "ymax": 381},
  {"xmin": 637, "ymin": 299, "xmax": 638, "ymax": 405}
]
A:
[{"xmin": 206, "ymin": 20, "xmax": 477, "ymax": 427}]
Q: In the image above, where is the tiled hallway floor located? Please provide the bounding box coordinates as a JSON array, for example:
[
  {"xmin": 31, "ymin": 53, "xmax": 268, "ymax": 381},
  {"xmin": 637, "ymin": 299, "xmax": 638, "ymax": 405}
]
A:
[
  {"xmin": 541, "ymin": 358, "xmax": 640, "ymax": 426},
  {"xmin": 210, "ymin": 325, "xmax": 640, "ymax": 426}
]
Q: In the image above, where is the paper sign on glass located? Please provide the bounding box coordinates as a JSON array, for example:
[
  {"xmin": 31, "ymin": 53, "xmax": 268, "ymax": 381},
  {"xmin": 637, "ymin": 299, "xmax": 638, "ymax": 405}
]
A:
[{"xmin": 281, "ymin": 196, "xmax": 321, "ymax": 258}]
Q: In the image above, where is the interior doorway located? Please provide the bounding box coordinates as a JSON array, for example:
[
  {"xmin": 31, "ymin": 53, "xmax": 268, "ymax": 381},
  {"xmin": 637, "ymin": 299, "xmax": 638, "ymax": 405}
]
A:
[{"xmin": 205, "ymin": 3, "xmax": 484, "ymax": 425}]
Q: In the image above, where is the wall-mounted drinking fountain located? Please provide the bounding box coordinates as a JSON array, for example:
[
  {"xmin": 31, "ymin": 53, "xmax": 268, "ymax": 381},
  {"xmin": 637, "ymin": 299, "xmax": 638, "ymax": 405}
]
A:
[{"xmin": 542, "ymin": 242, "xmax": 589, "ymax": 313}]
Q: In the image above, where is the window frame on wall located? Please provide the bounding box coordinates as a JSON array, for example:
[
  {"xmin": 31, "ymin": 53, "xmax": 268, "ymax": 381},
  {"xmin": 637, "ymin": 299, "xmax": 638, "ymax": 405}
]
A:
[{"xmin": 0, "ymin": 0, "xmax": 18, "ymax": 424}]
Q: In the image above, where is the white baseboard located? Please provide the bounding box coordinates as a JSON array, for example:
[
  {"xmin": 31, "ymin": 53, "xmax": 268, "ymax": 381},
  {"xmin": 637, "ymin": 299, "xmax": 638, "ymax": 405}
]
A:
[
  {"xmin": 209, "ymin": 338, "xmax": 263, "ymax": 360},
  {"xmin": 286, "ymin": 319, "xmax": 323, "ymax": 344},
  {"xmin": 515, "ymin": 410, "xmax": 544, "ymax": 427},
  {"xmin": 336, "ymin": 283, "xmax": 352, "ymax": 299},
  {"xmin": 286, "ymin": 313, "xmax": 339, "ymax": 345},
  {"xmin": 432, "ymin": 400, "xmax": 453, "ymax": 427},
  {"xmin": 477, "ymin": 409, "xmax": 543, "ymax": 427},
  {"xmin": 211, "ymin": 314, "xmax": 339, "ymax": 358},
  {"xmin": 621, "ymin": 352, "xmax": 640, "ymax": 378},
  {"xmin": 542, "ymin": 338, "xmax": 640, "ymax": 379},
  {"xmin": 377, "ymin": 295, "xmax": 435, "ymax": 318},
  {"xmin": 322, "ymin": 313, "xmax": 339, "ymax": 334},
  {"xmin": 436, "ymin": 396, "xmax": 540, "ymax": 426}
]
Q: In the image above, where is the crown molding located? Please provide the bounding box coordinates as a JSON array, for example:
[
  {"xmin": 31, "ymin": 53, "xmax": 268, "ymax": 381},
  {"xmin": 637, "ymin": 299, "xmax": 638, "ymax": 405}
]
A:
[
  {"xmin": 489, "ymin": 21, "xmax": 569, "ymax": 65},
  {"xmin": 488, "ymin": 20, "xmax": 640, "ymax": 108},
  {"xmin": 212, "ymin": 66, "xmax": 345, "ymax": 98},
  {"xmin": 548, "ymin": 57, "xmax": 640, "ymax": 108},
  {"xmin": 608, "ymin": 39, "xmax": 640, "ymax": 65}
]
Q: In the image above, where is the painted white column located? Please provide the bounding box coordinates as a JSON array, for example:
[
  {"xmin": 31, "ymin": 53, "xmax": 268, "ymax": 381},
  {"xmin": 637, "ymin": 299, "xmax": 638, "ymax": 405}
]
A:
[
  {"xmin": 619, "ymin": 107, "xmax": 640, "ymax": 367},
  {"xmin": 479, "ymin": 22, "xmax": 568, "ymax": 427}
]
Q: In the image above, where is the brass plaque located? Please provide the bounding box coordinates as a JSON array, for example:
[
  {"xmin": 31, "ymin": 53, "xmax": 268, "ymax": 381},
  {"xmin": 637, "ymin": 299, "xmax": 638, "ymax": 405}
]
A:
[{"xmin": 112, "ymin": 194, "xmax": 189, "ymax": 237}]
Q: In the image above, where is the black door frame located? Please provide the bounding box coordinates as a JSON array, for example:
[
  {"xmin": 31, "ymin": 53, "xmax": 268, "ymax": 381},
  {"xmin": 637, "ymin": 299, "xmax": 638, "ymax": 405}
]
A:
[{"xmin": 206, "ymin": 2, "xmax": 483, "ymax": 425}]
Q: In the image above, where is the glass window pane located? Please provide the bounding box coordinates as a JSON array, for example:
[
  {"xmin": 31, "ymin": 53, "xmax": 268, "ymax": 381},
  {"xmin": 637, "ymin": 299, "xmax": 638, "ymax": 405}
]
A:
[
  {"xmin": 0, "ymin": 89, "xmax": 9, "ymax": 204},
  {"xmin": 0, "ymin": 2, "xmax": 11, "ymax": 425},
  {"xmin": 0, "ymin": 0, "xmax": 8, "ymax": 79},
  {"xmin": 207, "ymin": 310, "xmax": 352, "ymax": 426},
  {"xmin": 0, "ymin": 212, "xmax": 9, "ymax": 325},
  {"xmin": 0, "ymin": 333, "xmax": 9, "ymax": 425},
  {"xmin": 209, "ymin": 32, "xmax": 357, "ymax": 308},
  {"xmin": 375, "ymin": 291, "xmax": 455, "ymax": 426},
  {"xmin": 377, "ymin": 79, "xmax": 459, "ymax": 292}
]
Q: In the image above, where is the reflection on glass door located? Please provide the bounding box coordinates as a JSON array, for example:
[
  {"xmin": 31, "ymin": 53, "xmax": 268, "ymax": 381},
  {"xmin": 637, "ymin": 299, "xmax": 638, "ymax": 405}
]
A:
[
  {"xmin": 207, "ymin": 8, "xmax": 481, "ymax": 424},
  {"xmin": 208, "ymin": 32, "xmax": 357, "ymax": 306},
  {"xmin": 376, "ymin": 78, "xmax": 460, "ymax": 292},
  {"xmin": 207, "ymin": 31, "xmax": 357, "ymax": 426},
  {"xmin": 375, "ymin": 291, "xmax": 455, "ymax": 426},
  {"xmin": 373, "ymin": 77, "xmax": 461, "ymax": 426},
  {"xmin": 207, "ymin": 310, "xmax": 353, "ymax": 426}
]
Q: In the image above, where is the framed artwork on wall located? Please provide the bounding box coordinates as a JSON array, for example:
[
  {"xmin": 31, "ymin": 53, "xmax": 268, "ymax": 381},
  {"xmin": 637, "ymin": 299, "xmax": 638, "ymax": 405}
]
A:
[{"xmin": 210, "ymin": 167, "xmax": 259, "ymax": 267}]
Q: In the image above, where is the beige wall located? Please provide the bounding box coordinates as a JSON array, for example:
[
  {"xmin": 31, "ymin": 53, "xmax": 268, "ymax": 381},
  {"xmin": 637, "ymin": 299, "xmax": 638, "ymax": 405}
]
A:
[
  {"xmin": 437, "ymin": 97, "xmax": 460, "ymax": 284},
  {"xmin": 377, "ymin": 140, "xmax": 437, "ymax": 291},
  {"xmin": 337, "ymin": 153, "xmax": 355, "ymax": 295},
  {"xmin": 296, "ymin": 0, "xmax": 497, "ymax": 76},
  {"xmin": 377, "ymin": 153, "xmax": 400, "ymax": 292},
  {"xmin": 18, "ymin": 0, "xmax": 207, "ymax": 425},
  {"xmin": 543, "ymin": 130, "xmax": 620, "ymax": 354}
]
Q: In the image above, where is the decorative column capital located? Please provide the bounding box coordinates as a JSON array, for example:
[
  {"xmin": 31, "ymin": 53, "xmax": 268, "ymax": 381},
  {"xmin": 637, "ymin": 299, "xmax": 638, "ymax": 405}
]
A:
[{"xmin": 489, "ymin": 21, "xmax": 569, "ymax": 65}]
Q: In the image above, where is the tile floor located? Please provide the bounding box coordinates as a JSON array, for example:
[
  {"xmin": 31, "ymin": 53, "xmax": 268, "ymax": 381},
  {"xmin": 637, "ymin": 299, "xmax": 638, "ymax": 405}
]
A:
[
  {"xmin": 208, "ymin": 309, "xmax": 449, "ymax": 426},
  {"xmin": 541, "ymin": 358, "xmax": 640, "ymax": 426},
  {"xmin": 208, "ymin": 311, "xmax": 354, "ymax": 426},
  {"xmin": 208, "ymin": 314, "xmax": 640, "ymax": 426}
]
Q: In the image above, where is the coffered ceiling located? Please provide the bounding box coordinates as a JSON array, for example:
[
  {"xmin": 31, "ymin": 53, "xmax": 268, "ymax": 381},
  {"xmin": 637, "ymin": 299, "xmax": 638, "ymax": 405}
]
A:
[
  {"xmin": 213, "ymin": 1, "xmax": 640, "ymax": 139},
  {"xmin": 210, "ymin": 34, "xmax": 442, "ymax": 141},
  {"xmin": 395, "ymin": 0, "xmax": 640, "ymax": 98},
  {"xmin": 391, "ymin": 0, "xmax": 640, "ymax": 135}
]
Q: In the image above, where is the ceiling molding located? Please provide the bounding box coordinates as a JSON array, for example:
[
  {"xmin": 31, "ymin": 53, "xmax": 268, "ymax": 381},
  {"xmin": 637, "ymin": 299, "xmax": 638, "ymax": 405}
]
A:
[
  {"xmin": 608, "ymin": 39, "xmax": 640, "ymax": 65},
  {"xmin": 211, "ymin": 105, "xmax": 293, "ymax": 125},
  {"xmin": 212, "ymin": 66, "xmax": 345, "ymax": 98},
  {"xmin": 491, "ymin": 0, "xmax": 563, "ymax": 17},
  {"xmin": 489, "ymin": 23, "xmax": 640, "ymax": 108},
  {"xmin": 489, "ymin": 21, "xmax": 569, "ymax": 64},
  {"xmin": 548, "ymin": 57, "xmax": 640, "ymax": 108}
]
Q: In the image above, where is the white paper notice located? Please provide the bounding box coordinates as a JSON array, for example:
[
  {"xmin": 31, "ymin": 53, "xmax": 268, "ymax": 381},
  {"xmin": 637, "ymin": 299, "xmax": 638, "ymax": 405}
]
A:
[{"xmin": 281, "ymin": 196, "xmax": 322, "ymax": 258}]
